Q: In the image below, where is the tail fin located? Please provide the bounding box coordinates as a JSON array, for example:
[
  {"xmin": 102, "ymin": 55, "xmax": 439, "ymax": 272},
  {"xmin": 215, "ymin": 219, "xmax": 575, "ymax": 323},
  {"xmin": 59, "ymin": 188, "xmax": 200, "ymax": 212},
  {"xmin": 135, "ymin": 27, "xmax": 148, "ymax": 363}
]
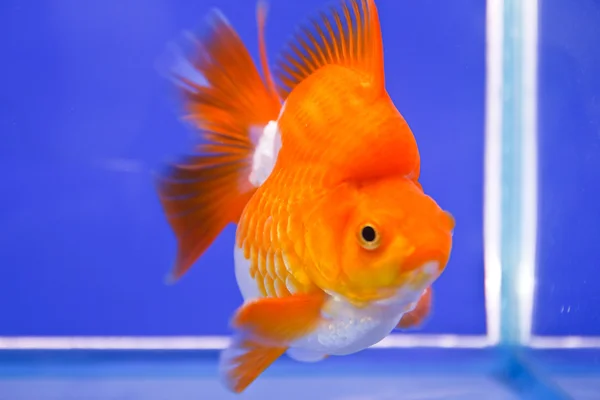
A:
[{"xmin": 157, "ymin": 5, "xmax": 281, "ymax": 282}]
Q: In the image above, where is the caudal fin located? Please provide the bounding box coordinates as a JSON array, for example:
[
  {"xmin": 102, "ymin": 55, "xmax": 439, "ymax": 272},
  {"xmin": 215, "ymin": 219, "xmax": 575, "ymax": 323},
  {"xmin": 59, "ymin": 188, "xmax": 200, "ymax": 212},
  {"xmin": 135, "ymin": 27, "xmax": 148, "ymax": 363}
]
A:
[{"xmin": 157, "ymin": 5, "xmax": 281, "ymax": 282}]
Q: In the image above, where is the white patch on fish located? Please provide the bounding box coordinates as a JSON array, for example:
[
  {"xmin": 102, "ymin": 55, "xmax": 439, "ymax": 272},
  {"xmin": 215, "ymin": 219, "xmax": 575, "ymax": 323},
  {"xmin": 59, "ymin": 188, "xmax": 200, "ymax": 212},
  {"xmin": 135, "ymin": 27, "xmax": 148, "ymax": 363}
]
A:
[
  {"xmin": 248, "ymin": 115, "xmax": 283, "ymax": 187},
  {"xmin": 233, "ymin": 244, "xmax": 261, "ymax": 301},
  {"xmin": 286, "ymin": 347, "xmax": 328, "ymax": 363}
]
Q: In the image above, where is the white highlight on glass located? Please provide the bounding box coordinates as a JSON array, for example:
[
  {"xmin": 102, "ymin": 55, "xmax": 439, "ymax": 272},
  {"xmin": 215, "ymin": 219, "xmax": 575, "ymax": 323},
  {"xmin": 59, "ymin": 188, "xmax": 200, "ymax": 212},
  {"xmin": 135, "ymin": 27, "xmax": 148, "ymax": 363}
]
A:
[
  {"xmin": 483, "ymin": 0, "xmax": 505, "ymax": 347},
  {"xmin": 0, "ymin": 334, "xmax": 493, "ymax": 350},
  {"xmin": 519, "ymin": 0, "xmax": 540, "ymax": 347}
]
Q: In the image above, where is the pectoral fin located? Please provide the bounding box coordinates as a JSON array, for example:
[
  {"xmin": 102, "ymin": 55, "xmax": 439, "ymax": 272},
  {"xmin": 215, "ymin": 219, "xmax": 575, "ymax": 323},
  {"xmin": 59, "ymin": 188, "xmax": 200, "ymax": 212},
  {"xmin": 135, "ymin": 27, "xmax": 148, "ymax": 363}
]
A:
[{"xmin": 397, "ymin": 287, "xmax": 432, "ymax": 329}]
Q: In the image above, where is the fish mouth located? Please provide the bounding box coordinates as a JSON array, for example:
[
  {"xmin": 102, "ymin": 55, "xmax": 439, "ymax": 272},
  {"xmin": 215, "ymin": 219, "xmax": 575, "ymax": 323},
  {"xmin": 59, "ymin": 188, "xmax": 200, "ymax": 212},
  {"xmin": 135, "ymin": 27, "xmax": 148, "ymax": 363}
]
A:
[
  {"xmin": 347, "ymin": 261, "xmax": 442, "ymax": 309},
  {"xmin": 324, "ymin": 261, "xmax": 442, "ymax": 310},
  {"xmin": 326, "ymin": 287, "xmax": 396, "ymax": 309},
  {"xmin": 404, "ymin": 261, "xmax": 441, "ymax": 290}
]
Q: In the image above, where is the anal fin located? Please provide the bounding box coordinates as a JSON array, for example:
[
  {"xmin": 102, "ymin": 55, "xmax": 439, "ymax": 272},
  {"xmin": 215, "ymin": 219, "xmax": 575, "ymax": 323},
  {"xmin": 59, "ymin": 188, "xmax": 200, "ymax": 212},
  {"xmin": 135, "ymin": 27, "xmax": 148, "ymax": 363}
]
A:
[{"xmin": 219, "ymin": 335, "xmax": 286, "ymax": 393}]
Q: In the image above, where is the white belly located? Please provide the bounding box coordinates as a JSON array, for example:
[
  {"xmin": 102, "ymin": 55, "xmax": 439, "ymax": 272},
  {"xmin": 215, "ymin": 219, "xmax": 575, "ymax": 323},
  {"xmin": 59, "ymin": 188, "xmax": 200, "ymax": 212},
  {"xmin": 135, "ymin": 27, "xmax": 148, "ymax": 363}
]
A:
[
  {"xmin": 233, "ymin": 245, "xmax": 436, "ymax": 362},
  {"xmin": 287, "ymin": 285, "xmax": 424, "ymax": 359}
]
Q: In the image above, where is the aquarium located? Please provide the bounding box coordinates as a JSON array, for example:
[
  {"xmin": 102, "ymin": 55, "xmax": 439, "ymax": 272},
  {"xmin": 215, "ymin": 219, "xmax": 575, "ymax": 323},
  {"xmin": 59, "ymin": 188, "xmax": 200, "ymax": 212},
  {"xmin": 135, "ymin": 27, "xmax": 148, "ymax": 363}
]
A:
[{"xmin": 1, "ymin": 0, "xmax": 599, "ymax": 399}]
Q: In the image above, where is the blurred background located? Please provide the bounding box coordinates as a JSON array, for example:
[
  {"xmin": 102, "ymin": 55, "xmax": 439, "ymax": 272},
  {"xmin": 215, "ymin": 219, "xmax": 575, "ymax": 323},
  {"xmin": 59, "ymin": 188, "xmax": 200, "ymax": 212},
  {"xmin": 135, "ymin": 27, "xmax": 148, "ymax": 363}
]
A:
[
  {"xmin": 0, "ymin": 0, "xmax": 599, "ymax": 399},
  {"xmin": 1, "ymin": 0, "xmax": 486, "ymax": 338}
]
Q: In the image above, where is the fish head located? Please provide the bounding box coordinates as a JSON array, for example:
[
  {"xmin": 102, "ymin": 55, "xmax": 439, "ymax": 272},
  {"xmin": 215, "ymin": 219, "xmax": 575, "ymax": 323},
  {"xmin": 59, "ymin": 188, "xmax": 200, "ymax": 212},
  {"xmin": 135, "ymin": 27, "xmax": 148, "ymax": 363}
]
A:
[{"xmin": 304, "ymin": 176, "xmax": 454, "ymax": 307}]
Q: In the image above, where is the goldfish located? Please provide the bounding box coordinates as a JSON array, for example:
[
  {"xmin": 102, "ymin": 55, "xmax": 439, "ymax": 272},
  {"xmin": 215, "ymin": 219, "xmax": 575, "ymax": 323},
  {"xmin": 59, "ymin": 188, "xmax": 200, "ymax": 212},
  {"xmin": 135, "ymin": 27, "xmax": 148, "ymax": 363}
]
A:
[{"xmin": 157, "ymin": 0, "xmax": 455, "ymax": 393}]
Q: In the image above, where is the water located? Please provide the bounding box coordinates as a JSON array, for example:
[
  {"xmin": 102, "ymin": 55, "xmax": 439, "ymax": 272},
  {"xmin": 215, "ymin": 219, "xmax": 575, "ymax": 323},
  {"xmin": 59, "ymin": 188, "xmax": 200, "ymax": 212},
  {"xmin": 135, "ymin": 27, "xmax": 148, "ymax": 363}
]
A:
[{"xmin": 1, "ymin": 0, "xmax": 599, "ymax": 398}]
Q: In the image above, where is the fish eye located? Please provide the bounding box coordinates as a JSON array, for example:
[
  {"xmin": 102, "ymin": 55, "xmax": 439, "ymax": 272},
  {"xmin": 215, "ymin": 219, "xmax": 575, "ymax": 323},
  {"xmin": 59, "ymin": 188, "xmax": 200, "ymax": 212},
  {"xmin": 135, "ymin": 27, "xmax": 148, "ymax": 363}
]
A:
[{"xmin": 358, "ymin": 224, "xmax": 380, "ymax": 250}]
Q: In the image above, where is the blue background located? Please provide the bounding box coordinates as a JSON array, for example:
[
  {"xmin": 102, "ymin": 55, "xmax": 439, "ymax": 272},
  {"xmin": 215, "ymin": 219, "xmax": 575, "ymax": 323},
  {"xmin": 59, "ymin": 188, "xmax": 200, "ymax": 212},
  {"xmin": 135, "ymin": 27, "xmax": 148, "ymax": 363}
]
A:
[
  {"xmin": 533, "ymin": 0, "xmax": 600, "ymax": 336},
  {"xmin": 0, "ymin": 0, "xmax": 487, "ymax": 337}
]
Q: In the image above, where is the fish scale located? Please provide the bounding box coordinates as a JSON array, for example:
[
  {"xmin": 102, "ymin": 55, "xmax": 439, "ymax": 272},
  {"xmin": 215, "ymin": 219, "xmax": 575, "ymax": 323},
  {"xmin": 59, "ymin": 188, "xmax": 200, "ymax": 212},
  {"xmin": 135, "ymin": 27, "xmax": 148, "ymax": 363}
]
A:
[{"xmin": 237, "ymin": 165, "xmax": 324, "ymax": 298}]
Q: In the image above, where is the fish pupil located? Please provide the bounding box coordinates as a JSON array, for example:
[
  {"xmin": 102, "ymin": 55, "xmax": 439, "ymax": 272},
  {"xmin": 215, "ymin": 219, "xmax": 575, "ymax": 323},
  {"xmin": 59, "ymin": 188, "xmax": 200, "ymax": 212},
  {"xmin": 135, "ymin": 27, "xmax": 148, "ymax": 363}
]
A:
[{"xmin": 361, "ymin": 225, "xmax": 377, "ymax": 242}]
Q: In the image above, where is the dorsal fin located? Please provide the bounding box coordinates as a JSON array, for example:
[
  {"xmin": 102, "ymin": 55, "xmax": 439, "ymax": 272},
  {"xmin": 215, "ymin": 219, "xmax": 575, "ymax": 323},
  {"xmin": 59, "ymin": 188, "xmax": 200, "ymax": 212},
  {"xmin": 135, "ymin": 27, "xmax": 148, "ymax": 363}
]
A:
[{"xmin": 275, "ymin": 0, "xmax": 384, "ymax": 99}]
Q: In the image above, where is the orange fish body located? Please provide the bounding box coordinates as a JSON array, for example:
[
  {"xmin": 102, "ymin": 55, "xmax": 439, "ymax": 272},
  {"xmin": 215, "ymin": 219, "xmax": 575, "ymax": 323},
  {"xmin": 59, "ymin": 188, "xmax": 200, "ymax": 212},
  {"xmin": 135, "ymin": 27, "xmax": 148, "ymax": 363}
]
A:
[{"xmin": 158, "ymin": 0, "xmax": 454, "ymax": 393}]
